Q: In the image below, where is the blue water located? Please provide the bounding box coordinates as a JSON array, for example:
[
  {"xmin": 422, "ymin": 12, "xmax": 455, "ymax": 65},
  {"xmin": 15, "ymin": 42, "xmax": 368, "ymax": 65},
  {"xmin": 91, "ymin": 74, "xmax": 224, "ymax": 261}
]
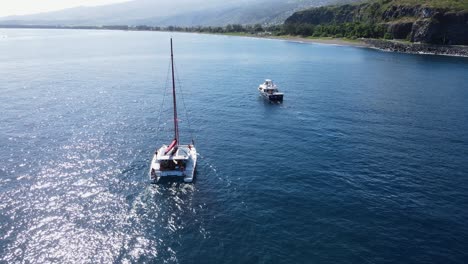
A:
[{"xmin": 1, "ymin": 29, "xmax": 468, "ymax": 263}]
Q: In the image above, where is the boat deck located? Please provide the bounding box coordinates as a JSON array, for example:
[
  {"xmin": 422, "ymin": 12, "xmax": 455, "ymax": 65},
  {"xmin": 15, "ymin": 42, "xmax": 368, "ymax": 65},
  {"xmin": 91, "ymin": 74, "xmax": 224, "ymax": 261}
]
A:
[{"xmin": 150, "ymin": 144, "xmax": 197, "ymax": 183}]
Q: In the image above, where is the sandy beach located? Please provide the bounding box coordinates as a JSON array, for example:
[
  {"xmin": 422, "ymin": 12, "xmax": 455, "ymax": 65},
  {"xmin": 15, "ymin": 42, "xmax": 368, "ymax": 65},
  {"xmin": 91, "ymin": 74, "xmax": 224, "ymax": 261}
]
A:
[
  {"xmin": 264, "ymin": 35, "xmax": 370, "ymax": 47},
  {"xmin": 219, "ymin": 33, "xmax": 370, "ymax": 48},
  {"xmin": 221, "ymin": 33, "xmax": 468, "ymax": 57}
]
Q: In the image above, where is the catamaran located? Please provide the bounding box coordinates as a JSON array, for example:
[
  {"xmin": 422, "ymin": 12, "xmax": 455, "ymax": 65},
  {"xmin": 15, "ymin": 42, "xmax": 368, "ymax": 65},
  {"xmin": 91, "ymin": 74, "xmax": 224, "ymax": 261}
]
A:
[
  {"xmin": 258, "ymin": 79, "xmax": 284, "ymax": 102},
  {"xmin": 150, "ymin": 39, "xmax": 197, "ymax": 183}
]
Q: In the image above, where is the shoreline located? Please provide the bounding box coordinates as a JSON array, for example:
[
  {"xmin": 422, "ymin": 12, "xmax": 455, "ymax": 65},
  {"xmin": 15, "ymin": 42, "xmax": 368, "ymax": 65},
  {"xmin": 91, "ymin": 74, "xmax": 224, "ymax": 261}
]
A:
[
  {"xmin": 363, "ymin": 39, "xmax": 468, "ymax": 58},
  {"xmin": 2, "ymin": 26, "xmax": 467, "ymax": 57},
  {"xmin": 218, "ymin": 33, "xmax": 370, "ymax": 48},
  {"xmin": 219, "ymin": 33, "xmax": 468, "ymax": 58},
  {"xmin": 264, "ymin": 36, "xmax": 370, "ymax": 48}
]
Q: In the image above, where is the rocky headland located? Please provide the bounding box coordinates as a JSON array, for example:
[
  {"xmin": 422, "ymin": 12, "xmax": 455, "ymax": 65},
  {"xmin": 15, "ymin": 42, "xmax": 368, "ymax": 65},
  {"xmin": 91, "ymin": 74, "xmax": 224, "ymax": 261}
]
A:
[
  {"xmin": 284, "ymin": 0, "xmax": 468, "ymax": 56},
  {"xmin": 364, "ymin": 39, "xmax": 468, "ymax": 56}
]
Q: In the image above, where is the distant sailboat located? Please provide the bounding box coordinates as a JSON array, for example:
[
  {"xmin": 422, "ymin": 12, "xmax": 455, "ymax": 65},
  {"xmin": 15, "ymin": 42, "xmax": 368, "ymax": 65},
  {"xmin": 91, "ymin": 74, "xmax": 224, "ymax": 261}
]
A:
[{"xmin": 150, "ymin": 38, "xmax": 197, "ymax": 183}]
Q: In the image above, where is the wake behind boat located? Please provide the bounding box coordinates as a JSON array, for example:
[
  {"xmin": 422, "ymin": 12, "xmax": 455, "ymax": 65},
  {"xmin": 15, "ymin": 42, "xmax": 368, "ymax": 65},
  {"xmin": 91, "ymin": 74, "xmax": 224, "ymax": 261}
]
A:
[
  {"xmin": 150, "ymin": 39, "xmax": 197, "ymax": 183},
  {"xmin": 258, "ymin": 79, "xmax": 284, "ymax": 102}
]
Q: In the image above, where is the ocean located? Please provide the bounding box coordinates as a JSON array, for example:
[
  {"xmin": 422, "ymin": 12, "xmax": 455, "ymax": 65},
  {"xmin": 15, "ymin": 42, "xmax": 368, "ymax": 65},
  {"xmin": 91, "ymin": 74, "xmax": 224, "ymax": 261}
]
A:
[{"xmin": 1, "ymin": 29, "xmax": 468, "ymax": 263}]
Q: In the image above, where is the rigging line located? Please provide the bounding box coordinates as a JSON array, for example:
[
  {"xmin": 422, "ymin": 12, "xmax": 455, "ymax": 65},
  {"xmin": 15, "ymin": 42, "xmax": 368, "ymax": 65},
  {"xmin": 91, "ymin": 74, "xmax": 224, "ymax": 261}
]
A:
[
  {"xmin": 174, "ymin": 61, "xmax": 196, "ymax": 144},
  {"xmin": 155, "ymin": 59, "xmax": 172, "ymax": 145}
]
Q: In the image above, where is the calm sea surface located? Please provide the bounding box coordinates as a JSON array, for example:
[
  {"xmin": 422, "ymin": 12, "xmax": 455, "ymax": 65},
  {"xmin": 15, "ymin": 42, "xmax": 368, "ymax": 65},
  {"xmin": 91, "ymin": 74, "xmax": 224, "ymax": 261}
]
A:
[{"xmin": 1, "ymin": 29, "xmax": 468, "ymax": 263}]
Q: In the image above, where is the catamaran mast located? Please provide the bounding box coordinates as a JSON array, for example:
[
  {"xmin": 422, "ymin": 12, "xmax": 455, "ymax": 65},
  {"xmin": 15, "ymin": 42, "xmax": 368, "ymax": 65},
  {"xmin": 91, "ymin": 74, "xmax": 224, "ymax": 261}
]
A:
[{"xmin": 170, "ymin": 38, "xmax": 179, "ymax": 145}]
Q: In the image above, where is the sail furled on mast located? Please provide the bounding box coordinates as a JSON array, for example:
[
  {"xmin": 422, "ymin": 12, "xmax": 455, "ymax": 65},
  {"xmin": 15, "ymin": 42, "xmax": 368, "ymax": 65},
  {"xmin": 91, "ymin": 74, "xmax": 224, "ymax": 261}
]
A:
[
  {"xmin": 164, "ymin": 139, "xmax": 178, "ymax": 155},
  {"xmin": 170, "ymin": 38, "xmax": 180, "ymax": 145}
]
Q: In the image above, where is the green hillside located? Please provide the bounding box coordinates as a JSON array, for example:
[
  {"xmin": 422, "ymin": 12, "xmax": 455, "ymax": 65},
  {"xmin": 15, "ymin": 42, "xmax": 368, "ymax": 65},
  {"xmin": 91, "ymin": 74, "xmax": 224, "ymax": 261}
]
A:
[{"xmin": 283, "ymin": 0, "xmax": 468, "ymax": 44}]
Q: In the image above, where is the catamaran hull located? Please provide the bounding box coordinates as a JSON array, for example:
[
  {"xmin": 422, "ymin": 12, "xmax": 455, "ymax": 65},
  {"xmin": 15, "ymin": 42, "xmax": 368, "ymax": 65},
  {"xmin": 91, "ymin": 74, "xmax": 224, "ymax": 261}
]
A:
[{"xmin": 149, "ymin": 146, "xmax": 197, "ymax": 183}]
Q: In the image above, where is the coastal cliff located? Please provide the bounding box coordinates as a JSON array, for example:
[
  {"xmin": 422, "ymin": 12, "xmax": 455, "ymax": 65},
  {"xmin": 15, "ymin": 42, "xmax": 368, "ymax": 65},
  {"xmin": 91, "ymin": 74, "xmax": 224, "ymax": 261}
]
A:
[{"xmin": 285, "ymin": 0, "xmax": 468, "ymax": 45}]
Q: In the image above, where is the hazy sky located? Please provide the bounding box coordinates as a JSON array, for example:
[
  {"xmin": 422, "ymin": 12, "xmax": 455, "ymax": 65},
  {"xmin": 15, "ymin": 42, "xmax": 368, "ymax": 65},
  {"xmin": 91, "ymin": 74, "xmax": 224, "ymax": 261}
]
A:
[{"xmin": 0, "ymin": 0, "xmax": 130, "ymax": 17}]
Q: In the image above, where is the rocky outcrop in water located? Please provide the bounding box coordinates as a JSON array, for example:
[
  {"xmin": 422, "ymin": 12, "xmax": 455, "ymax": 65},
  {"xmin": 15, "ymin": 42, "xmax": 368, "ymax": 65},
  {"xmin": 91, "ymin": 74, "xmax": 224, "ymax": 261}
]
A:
[{"xmin": 364, "ymin": 39, "xmax": 468, "ymax": 57}]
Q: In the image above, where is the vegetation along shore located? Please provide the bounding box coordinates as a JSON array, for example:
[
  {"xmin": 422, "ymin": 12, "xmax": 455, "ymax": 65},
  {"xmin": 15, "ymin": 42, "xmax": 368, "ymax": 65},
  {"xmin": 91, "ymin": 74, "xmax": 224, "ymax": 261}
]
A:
[{"xmin": 282, "ymin": 0, "xmax": 468, "ymax": 56}]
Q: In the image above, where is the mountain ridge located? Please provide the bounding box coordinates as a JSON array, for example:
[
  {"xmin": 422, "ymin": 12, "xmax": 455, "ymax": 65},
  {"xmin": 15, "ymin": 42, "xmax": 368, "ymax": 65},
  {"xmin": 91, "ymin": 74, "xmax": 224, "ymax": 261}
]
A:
[{"xmin": 0, "ymin": 0, "xmax": 357, "ymax": 26}]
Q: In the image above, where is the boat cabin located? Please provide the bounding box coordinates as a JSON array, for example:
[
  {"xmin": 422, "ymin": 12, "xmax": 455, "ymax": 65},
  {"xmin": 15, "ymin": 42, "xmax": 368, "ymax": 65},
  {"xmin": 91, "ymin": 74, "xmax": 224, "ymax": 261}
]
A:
[
  {"xmin": 261, "ymin": 80, "xmax": 279, "ymax": 94},
  {"xmin": 159, "ymin": 159, "xmax": 187, "ymax": 171},
  {"xmin": 264, "ymin": 79, "xmax": 274, "ymax": 87},
  {"xmin": 264, "ymin": 87, "xmax": 279, "ymax": 94},
  {"xmin": 156, "ymin": 145, "xmax": 191, "ymax": 171}
]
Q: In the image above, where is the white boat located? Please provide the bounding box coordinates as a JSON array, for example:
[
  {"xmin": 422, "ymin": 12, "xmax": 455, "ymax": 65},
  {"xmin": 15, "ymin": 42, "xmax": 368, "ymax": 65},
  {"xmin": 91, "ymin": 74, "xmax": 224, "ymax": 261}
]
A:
[
  {"xmin": 258, "ymin": 79, "xmax": 284, "ymax": 102},
  {"xmin": 150, "ymin": 39, "xmax": 197, "ymax": 183}
]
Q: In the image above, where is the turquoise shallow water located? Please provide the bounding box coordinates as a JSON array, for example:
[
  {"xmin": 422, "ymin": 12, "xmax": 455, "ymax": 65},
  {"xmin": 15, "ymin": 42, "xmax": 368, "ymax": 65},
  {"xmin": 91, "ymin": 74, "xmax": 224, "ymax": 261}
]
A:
[{"xmin": 1, "ymin": 29, "xmax": 468, "ymax": 263}]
